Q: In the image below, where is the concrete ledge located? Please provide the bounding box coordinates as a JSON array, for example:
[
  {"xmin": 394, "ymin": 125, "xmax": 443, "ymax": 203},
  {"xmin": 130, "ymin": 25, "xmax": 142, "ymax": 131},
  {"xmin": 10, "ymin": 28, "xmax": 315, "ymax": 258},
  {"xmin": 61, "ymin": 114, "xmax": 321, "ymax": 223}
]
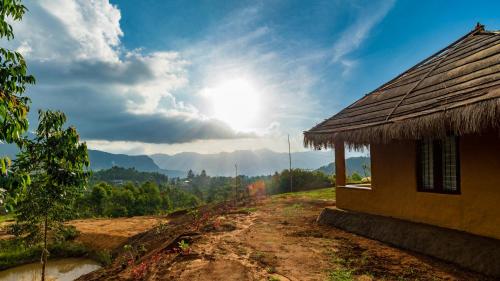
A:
[{"xmin": 317, "ymin": 208, "xmax": 500, "ymax": 277}]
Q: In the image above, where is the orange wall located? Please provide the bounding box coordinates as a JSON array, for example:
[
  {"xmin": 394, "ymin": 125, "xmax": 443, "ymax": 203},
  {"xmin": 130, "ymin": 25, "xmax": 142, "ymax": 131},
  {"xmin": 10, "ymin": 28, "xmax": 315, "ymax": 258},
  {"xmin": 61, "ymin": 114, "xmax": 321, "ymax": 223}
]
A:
[{"xmin": 337, "ymin": 132, "xmax": 500, "ymax": 240}]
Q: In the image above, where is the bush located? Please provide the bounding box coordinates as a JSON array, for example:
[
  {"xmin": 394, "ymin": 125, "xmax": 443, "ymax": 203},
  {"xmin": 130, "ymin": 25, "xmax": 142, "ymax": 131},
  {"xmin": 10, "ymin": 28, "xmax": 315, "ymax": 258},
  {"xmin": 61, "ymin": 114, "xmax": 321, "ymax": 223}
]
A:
[
  {"xmin": 94, "ymin": 249, "xmax": 112, "ymax": 266},
  {"xmin": 107, "ymin": 205, "xmax": 129, "ymax": 218},
  {"xmin": 57, "ymin": 225, "xmax": 80, "ymax": 241},
  {"xmin": 351, "ymin": 172, "xmax": 362, "ymax": 182},
  {"xmin": 268, "ymin": 169, "xmax": 332, "ymax": 194}
]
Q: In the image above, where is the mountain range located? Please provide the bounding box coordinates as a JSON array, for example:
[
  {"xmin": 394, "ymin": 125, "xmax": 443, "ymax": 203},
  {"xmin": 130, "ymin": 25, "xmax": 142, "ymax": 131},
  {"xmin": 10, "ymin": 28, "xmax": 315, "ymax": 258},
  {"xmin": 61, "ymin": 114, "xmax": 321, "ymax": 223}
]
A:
[
  {"xmin": 0, "ymin": 142, "xmax": 369, "ymax": 177},
  {"xmin": 150, "ymin": 149, "xmax": 334, "ymax": 176},
  {"xmin": 0, "ymin": 143, "xmax": 187, "ymax": 177},
  {"xmin": 87, "ymin": 150, "xmax": 186, "ymax": 178}
]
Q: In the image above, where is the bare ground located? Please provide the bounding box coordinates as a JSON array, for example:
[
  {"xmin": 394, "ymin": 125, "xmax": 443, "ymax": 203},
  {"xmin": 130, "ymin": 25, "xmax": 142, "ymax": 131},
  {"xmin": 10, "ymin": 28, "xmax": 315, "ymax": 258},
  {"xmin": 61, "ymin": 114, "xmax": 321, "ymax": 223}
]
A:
[
  {"xmin": 76, "ymin": 195, "xmax": 493, "ymax": 281},
  {"xmin": 70, "ymin": 216, "xmax": 169, "ymax": 251}
]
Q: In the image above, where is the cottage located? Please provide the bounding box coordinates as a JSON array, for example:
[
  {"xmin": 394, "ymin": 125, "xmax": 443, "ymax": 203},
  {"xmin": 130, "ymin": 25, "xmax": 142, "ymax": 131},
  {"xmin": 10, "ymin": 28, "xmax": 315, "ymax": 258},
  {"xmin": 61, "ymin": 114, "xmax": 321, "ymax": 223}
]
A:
[{"xmin": 304, "ymin": 24, "xmax": 500, "ymax": 276}]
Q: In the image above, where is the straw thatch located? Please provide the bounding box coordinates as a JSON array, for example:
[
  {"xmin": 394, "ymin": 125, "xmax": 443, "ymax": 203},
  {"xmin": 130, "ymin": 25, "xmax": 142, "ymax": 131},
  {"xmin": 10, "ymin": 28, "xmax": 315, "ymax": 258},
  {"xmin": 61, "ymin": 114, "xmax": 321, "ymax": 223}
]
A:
[{"xmin": 304, "ymin": 24, "xmax": 500, "ymax": 149}]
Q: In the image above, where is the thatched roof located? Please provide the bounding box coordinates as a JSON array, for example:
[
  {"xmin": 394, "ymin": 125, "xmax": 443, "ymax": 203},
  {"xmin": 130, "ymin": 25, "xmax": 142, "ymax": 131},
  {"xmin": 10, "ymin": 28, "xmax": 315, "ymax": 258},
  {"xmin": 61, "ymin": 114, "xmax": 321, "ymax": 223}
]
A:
[{"xmin": 304, "ymin": 24, "xmax": 500, "ymax": 149}]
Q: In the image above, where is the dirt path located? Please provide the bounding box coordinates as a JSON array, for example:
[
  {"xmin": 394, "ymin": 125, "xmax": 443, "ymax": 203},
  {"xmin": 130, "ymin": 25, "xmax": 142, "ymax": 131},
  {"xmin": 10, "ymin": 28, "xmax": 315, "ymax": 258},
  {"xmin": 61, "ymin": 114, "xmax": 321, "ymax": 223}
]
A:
[
  {"xmin": 70, "ymin": 216, "xmax": 169, "ymax": 250},
  {"xmin": 78, "ymin": 195, "xmax": 492, "ymax": 281},
  {"xmin": 158, "ymin": 198, "xmax": 489, "ymax": 281}
]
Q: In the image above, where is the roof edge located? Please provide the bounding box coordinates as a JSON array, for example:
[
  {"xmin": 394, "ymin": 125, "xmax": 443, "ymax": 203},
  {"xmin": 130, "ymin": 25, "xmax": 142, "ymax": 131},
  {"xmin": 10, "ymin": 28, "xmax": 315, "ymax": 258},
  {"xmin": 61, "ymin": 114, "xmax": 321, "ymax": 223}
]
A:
[{"xmin": 304, "ymin": 98, "xmax": 500, "ymax": 149}]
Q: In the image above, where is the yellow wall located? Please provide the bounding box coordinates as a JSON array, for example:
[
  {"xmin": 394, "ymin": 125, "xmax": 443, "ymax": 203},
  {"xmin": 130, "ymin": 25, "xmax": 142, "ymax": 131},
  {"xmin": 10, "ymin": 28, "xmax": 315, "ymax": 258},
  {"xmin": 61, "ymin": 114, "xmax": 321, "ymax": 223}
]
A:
[{"xmin": 337, "ymin": 131, "xmax": 500, "ymax": 240}]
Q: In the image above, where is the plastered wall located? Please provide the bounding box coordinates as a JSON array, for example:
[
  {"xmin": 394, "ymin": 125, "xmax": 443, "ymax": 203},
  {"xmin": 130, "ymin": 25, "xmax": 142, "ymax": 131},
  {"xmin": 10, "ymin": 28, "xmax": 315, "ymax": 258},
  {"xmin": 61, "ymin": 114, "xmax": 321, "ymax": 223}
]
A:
[{"xmin": 336, "ymin": 131, "xmax": 500, "ymax": 240}]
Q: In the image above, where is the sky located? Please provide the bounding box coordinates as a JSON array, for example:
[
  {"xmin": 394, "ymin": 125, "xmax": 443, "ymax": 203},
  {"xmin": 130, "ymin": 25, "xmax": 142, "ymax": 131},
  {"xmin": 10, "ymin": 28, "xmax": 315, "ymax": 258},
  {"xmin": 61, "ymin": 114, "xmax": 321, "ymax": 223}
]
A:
[{"xmin": 4, "ymin": 0, "xmax": 500, "ymax": 155}]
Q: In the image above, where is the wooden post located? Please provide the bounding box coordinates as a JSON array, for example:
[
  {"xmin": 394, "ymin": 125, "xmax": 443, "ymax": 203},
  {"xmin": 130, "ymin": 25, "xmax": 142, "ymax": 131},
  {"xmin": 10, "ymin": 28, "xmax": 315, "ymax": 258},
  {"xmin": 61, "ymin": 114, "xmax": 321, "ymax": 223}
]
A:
[{"xmin": 334, "ymin": 141, "xmax": 346, "ymax": 187}]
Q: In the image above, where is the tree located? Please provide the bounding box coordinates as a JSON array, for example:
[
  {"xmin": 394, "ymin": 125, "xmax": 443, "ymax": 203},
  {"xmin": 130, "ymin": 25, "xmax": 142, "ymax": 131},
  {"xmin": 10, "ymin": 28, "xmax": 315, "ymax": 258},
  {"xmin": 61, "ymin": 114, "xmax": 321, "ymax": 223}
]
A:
[
  {"xmin": 11, "ymin": 110, "xmax": 89, "ymax": 281},
  {"xmin": 136, "ymin": 181, "xmax": 162, "ymax": 215},
  {"xmin": 187, "ymin": 169, "xmax": 195, "ymax": 179},
  {"xmin": 0, "ymin": 0, "xmax": 35, "ymax": 210},
  {"xmin": 351, "ymin": 172, "xmax": 362, "ymax": 182},
  {"xmin": 90, "ymin": 183, "xmax": 109, "ymax": 215}
]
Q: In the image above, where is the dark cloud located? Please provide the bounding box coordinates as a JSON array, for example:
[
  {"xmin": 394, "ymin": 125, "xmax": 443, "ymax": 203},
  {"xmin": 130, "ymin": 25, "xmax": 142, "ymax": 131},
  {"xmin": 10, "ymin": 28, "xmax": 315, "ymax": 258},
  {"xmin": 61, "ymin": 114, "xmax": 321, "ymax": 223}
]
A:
[
  {"xmin": 28, "ymin": 85, "xmax": 253, "ymax": 144},
  {"xmin": 30, "ymin": 59, "xmax": 155, "ymax": 86}
]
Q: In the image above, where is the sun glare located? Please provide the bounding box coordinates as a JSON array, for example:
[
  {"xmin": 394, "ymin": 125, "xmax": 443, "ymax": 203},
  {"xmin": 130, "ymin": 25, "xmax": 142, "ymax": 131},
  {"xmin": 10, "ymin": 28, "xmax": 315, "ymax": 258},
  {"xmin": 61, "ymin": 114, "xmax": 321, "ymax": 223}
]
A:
[{"xmin": 206, "ymin": 78, "xmax": 261, "ymax": 131}]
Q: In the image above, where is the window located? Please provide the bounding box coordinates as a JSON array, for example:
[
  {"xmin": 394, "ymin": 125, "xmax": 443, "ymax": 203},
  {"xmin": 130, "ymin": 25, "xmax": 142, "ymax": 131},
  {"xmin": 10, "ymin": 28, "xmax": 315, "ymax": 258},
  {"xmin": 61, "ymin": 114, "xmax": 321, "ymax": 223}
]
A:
[
  {"xmin": 344, "ymin": 144, "xmax": 372, "ymax": 189},
  {"xmin": 417, "ymin": 136, "xmax": 460, "ymax": 194}
]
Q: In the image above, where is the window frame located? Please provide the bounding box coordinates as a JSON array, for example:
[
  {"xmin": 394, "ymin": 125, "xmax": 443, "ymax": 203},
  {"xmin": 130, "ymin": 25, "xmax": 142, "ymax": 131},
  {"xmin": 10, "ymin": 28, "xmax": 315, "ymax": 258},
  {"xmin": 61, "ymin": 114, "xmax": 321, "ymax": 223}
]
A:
[{"xmin": 416, "ymin": 136, "xmax": 461, "ymax": 195}]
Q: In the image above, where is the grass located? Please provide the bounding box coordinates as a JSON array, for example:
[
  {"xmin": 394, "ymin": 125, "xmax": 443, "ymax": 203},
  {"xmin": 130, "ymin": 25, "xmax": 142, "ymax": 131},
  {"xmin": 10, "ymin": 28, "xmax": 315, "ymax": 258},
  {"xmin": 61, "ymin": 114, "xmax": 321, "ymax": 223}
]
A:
[
  {"xmin": 272, "ymin": 187, "xmax": 335, "ymax": 200},
  {"xmin": 0, "ymin": 213, "xmax": 14, "ymax": 223},
  {"xmin": 236, "ymin": 207, "xmax": 258, "ymax": 214},
  {"xmin": 93, "ymin": 249, "xmax": 113, "ymax": 266},
  {"xmin": 328, "ymin": 268, "xmax": 354, "ymax": 281},
  {"xmin": 282, "ymin": 203, "xmax": 304, "ymax": 217}
]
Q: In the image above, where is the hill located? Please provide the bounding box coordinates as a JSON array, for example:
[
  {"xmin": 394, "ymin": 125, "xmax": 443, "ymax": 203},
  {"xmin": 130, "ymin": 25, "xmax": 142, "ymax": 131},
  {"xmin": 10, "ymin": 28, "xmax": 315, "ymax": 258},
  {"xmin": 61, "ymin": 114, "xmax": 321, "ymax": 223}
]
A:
[
  {"xmin": 88, "ymin": 150, "xmax": 185, "ymax": 178},
  {"xmin": 0, "ymin": 144, "xmax": 185, "ymax": 178},
  {"xmin": 88, "ymin": 150, "xmax": 159, "ymax": 171},
  {"xmin": 150, "ymin": 149, "xmax": 333, "ymax": 176},
  {"xmin": 90, "ymin": 166, "xmax": 171, "ymax": 184},
  {"xmin": 316, "ymin": 156, "xmax": 371, "ymax": 176}
]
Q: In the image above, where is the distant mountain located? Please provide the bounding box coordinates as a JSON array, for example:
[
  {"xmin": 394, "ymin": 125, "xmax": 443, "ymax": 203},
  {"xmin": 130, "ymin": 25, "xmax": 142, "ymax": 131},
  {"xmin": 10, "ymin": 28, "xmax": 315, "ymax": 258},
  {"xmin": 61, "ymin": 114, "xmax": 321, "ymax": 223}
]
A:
[
  {"xmin": 150, "ymin": 149, "xmax": 334, "ymax": 176},
  {"xmin": 88, "ymin": 150, "xmax": 158, "ymax": 171},
  {"xmin": 0, "ymin": 144, "xmax": 185, "ymax": 178},
  {"xmin": 87, "ymin": 150, "xmax": 186, "ymax": 178},
  {"xmin": 316, "ymin": 156, "xmax": 371, "ymax": 176}
]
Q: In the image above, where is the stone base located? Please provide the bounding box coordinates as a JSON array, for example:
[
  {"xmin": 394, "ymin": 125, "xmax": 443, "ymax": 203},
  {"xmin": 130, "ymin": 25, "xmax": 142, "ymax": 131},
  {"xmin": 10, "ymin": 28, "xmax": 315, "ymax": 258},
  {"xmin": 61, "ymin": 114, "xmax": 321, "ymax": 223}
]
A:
[{"xmin": 317, "ymin": 208, "xmax": 500, "ymax": 277}]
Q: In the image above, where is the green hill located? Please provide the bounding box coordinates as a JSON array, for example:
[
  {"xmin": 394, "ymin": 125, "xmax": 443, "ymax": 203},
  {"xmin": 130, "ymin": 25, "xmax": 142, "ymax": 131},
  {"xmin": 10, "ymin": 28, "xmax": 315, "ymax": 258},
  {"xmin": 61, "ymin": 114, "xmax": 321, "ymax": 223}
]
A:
[
  {"xmin": 317, "ymin": 157, "xmax": 371, "ymax": 176},
  {"xmin": 90, "ymin": 166, "xmax": 172, "ymax": 184}
]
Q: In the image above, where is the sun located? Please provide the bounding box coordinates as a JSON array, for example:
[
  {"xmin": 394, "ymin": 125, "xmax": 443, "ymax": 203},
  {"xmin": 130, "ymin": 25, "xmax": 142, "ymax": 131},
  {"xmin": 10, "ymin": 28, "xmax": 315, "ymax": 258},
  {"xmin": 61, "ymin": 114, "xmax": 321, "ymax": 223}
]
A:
[{"xmin": 206, "ymin": 78, "xmax": 261, "ymax": 131}]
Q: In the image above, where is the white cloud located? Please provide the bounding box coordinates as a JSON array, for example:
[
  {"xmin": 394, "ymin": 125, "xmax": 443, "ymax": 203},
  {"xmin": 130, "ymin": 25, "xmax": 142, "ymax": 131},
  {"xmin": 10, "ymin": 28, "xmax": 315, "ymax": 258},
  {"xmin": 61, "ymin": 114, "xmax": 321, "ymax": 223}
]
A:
[
  {"xmin": 16, "ymin": 41, "xmax": 32, "ymax": 55},
  {"xmin": 11, "ymin": 0, "xmax": 122, "ymax": 62},
  {"xmin": 2, "ymin": 0, "xmax": 396, "ymax": 155},
  {"xmin": 4, "ymin": 0, "xmax": 246, "ymax": 145},
  {"xmin": 86, "ymin": 135, "xmax": 308, "ymax": 156},
  {"xmin": 331, "ymin": 0, "xmax": 395, "ymax": 73}
]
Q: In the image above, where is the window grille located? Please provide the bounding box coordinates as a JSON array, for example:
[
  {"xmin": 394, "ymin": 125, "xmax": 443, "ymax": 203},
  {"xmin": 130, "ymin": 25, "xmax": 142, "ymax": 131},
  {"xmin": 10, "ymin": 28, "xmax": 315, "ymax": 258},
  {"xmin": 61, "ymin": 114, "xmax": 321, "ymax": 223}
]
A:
[
  {"xmin": 442, "ymin": 136, "xmax": 458, "ymax": 191},
  {"xmin": 417, "ymin": 136, "xmax": 460, "ymax": 194},
  {"xmin": 420, "ymin": 139, "xmax": 434, "ymax": 190}
]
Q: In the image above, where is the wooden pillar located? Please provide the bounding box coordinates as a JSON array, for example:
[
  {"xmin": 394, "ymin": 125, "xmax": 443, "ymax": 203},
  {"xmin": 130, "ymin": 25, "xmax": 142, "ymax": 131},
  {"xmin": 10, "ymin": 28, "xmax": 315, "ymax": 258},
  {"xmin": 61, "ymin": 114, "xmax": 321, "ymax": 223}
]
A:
[{"xmin": 335, "ymin": 141, "xmax": 346, "ymax": 187}]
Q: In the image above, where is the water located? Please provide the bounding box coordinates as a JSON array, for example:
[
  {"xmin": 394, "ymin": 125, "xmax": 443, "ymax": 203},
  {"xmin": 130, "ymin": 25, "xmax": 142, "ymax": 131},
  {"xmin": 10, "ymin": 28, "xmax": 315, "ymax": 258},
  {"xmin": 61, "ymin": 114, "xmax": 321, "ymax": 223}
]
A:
[{"xmin": 0, "ymin": 258, "xmax": 101, "ymax": 281}]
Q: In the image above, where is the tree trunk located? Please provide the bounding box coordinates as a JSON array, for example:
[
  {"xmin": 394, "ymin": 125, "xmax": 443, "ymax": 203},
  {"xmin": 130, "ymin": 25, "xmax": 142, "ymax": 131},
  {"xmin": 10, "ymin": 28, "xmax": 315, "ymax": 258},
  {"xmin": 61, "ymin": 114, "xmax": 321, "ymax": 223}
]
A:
[{"xmin": 41, "ymin": 214, "xmax": 48, "ymax": 281}]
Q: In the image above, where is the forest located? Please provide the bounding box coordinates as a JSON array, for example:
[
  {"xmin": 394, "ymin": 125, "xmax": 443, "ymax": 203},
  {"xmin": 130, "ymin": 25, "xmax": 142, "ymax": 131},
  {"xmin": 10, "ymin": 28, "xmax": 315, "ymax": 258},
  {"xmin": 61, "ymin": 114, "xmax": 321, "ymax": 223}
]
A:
[{"xmin": 71, "ymin": 166, "xmax": 333, "ymax": 218}]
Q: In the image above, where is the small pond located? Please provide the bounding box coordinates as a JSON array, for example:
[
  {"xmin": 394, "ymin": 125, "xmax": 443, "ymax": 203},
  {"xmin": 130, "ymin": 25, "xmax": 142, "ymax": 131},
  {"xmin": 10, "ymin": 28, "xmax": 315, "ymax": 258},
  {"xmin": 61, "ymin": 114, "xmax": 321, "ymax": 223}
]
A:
[{"xmin": 0, "ymin": 258, "xmax": 101, "ymax": 281}]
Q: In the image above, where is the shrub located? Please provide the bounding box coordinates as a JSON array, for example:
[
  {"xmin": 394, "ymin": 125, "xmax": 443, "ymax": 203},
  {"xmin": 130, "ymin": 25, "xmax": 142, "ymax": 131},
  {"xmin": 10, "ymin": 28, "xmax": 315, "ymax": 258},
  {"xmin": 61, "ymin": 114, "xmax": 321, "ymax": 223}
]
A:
[{"xmin": 94, "ymin": 249, "xmax": 112, "ymax": 266}]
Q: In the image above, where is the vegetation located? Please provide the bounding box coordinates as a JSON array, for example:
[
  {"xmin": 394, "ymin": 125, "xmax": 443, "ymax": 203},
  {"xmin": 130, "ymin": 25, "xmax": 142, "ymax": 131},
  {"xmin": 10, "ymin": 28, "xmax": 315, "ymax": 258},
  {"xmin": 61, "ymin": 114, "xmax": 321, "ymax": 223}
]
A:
[
  {"xmin": 71, "ymin": 167, "xmax": 332, "ymax": 219},
  {"xmin": 350, "ymin": 172, "xmax": 362, "ymax": 182},
  {"xmin": 328, "ymin": 268, "xmax": 354, "ymax": 281},
  {"xmin": 0, "ymin": 236, "xmax": 88, "ymax": 271},
  {"xmin": 75, "ymin": 181, "xmax": 200, "ymax": 218},
  {"xmin": 0, "ymin": 213, "xmax": 13, "ymax": 223},
  {"xmin": 268, "ymin": 169, "xmax": 332, "ymax": 194},
  {"xmin": 90, "ymin": 166, "xmax": 170, "ymax": 185},
  {"xmin": 9, "ymin": 110, "xmax": 90, "ymax": 280},
  {"xmin": 0, "ymin": 0, "xmax": 35, "ymax": 213},
  {"xmin": 273, "ymin": 187, "xmax": 334, "ymax": 200}
]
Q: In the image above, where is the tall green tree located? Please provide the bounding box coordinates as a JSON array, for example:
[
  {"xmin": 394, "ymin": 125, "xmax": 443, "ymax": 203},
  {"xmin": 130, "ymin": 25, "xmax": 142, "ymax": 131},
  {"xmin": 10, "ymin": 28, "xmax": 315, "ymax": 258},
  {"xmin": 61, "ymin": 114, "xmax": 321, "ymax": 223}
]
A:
[
  {"xmin": 0, "ymin": 0, "xmax": 35, "ymax": 212},
  {"xmin": 11, "ymin": 110, "xmax": 89, "ymax": 281}
]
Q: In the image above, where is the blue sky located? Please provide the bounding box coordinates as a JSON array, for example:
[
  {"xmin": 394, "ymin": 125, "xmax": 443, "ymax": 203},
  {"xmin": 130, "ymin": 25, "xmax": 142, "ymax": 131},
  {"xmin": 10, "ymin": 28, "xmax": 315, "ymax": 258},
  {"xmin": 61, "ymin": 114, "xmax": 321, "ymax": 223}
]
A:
[{"xmin": 5, "ymin": 0, "xmax": 500, "ymax": 155}]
